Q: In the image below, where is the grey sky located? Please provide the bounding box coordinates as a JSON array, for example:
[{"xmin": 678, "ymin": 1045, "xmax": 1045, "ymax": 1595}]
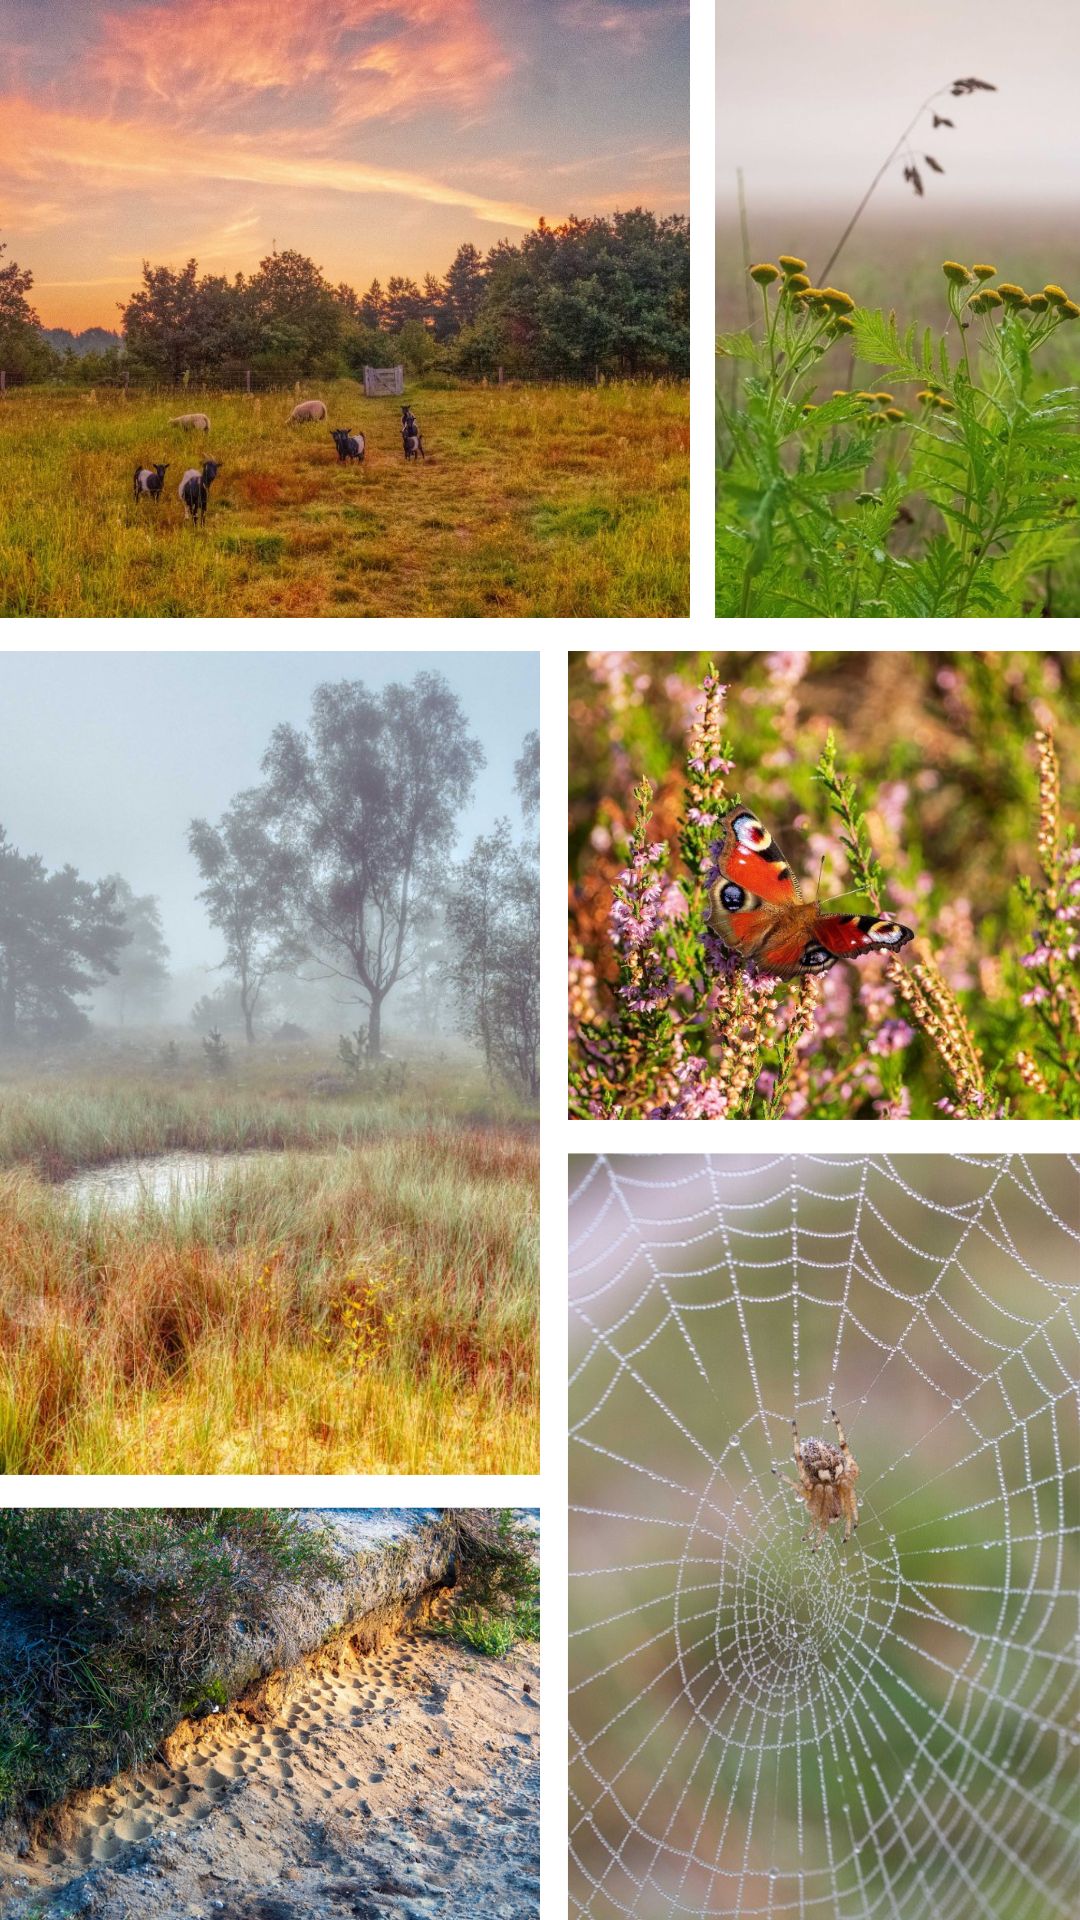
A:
[
  {"xmin": 717, "ymin": 0, "xmax": 1079, "ymax": 214},
  {"xmin": 0, "ymin": 651, "xmax": 538, "ymax": 972}
]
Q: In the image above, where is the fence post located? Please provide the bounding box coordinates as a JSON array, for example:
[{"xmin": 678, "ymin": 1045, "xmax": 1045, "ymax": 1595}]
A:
[
  {"xmin": 498, "ymin": 365, "xmax": 504, "ymax": 387},
  {"xmin": 245, "ymin": 369, "xmax": 252, "ymax": 394}
]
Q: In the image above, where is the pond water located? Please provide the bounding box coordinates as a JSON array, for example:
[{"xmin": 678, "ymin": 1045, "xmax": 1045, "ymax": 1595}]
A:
[{"xmin": 63, "ymin": 1150, "xmax": 280, "ymax": 1212}]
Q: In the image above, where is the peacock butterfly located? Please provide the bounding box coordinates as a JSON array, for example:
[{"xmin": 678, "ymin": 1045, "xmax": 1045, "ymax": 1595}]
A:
[{"xmin": 706, "ymin": 805, "xmax": 915, "ymax": 979}]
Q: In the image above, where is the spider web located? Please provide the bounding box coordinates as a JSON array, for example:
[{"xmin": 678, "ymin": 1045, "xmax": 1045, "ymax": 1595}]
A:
[{"xmin": 569, "ymin": 1156, "xmax": 1080, "ymax": 1920}]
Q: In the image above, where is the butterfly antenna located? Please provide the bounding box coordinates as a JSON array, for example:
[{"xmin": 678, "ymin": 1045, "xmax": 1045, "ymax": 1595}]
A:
[{"xmin": 815, "ymin": 853, "xmax": 826, "ymax": 903}]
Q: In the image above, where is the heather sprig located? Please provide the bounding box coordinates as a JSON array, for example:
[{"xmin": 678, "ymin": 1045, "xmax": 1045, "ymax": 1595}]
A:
[
  {"xmin": 1013, "ymin": 730, "xmax": 1080, "ymax": 1115},
  {"xmin": 815, "ymin": 728, "xmax": 998, "ymax": 1116}
]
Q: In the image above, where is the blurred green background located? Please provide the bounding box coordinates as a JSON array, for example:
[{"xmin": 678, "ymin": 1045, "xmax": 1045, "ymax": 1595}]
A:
[{"xmin": 569, "ymin": 1155, "xmax": 1079, "ymax": 1920}]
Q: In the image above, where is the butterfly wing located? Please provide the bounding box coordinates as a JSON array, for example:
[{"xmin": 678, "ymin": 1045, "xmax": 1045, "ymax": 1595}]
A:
[
  {"xmin": 707, "ymin": 808, "xmax": 808, "ymax": 976},
  {"xmin": 802, "ymin": 912, "xmax": 915, "ymax": 973},
  {"xmin": 708, "ymin": 808, "xmax": 915, "ymax": 979}
]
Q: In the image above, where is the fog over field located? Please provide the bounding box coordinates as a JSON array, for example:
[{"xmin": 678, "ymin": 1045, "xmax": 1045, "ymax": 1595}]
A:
[
  {"xmin": 0, "ymin": 649, "xmax": 538, "ymax": 1029},
  {"xmin": 717, "ymin": 0, "xmax": 1079, "ymax": 217}
]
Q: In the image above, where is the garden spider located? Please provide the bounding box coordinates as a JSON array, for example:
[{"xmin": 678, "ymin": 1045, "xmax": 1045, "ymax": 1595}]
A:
[{"xmin": 775, "ymin": 1409, "xmax": 860, "ymax": 1547}]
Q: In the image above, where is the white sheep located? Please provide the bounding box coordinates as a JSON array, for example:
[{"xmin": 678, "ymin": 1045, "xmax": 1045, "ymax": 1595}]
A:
[
  {"xmin": 170, "ymin": 412, "xmax": 210, "ymax": 431},
  {"xmin": 289, "ymin": 399, "xmax": 327, "ymax": 423}
]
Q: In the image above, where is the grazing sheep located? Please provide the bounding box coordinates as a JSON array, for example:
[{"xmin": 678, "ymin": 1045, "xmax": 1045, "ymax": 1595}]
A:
[
  {"xmin": 170, "ymin": 412, "xmax": 210, "ymax": 431},
  {"xmin": 133, "ymin": 462, "xmax": 169, "ymax": 503},
  {"xmin": 289, "ymin": 399, "xmax": 327, "ymax": 423},
  {"xmin": 179, "ymin": 459, "xmax": 221, "ymax": 525},
  {"xmin": 401, "ymin": 406, "xmax": 425, "ymax": 461},
  {"xmin": 330, "ymin": 427, "xmax": 365, "ymax": 463}
]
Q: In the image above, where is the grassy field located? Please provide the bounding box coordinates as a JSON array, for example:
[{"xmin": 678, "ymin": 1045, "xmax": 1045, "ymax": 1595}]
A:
[
  {"xmin": 0, "ymin": 1045, "xmax": 538, "ymax": 1475},
  {"xmin": 0, "ymin": 379, "xmax": 688, "ymax": 617}
]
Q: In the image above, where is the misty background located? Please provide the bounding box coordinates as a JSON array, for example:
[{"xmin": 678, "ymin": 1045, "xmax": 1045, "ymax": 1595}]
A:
[
  {"xmin": 0, "ymin": 650, "xmax": 538, "ymax": 1056},
  {"xmin": 716, "ymin": 0, "xmax": 1080, "ymax": 321}
]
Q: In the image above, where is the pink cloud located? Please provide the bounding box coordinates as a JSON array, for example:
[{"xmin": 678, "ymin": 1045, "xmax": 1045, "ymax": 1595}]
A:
[{"xmin": 89, "ymin": 0, "xmax": 510, "ymax": 126}]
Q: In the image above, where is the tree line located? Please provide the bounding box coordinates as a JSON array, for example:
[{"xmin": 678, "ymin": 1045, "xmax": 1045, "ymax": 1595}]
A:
[
  {"xmin": 0, "ymin": 211, "xmax": 688, "ymax": 389},
  {"xmin": 0, "ymin": 673, "xmax": 539, "ymax": 1100}
]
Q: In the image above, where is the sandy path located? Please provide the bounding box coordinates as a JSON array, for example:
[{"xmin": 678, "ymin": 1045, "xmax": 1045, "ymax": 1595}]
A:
[{"xmin": 0, "ymin": 1630, "xmax": 540, "ymax": 1920}]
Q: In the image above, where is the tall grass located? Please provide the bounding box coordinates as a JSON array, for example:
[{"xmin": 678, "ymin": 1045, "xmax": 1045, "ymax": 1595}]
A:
[
  {"xmin": 0, "ymin": 1051, "xmax": 538, "ymax": 1474},
  {"xmin": 0, "ymin": 380, "xmax": 688, "ymax": 617}
]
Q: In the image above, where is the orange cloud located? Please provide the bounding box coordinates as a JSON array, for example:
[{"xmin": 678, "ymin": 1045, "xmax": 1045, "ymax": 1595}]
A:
[
  {"xmin": 0, "ymin": 96, "xmax": 540, "ymax": 229},
  {"xmin": 90, "ymin": 0, "xmax": 509, "ymax": 126}
]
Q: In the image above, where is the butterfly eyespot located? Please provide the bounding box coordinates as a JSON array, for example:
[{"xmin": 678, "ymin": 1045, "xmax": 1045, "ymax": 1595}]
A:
[
  {"xmin": 732, "ymin": 813, "xmax": 771, "ymax": 852},
  {"xmin": 719, "ymin": 881, "xmax": 745, "ymax": 911},
  {"xmin": 868, "ymin": 920, "xmax": 908, "ymax": 947},
  {"xmin": 801, "ymin": 944, "xmax": 834, "ymax": 972}
]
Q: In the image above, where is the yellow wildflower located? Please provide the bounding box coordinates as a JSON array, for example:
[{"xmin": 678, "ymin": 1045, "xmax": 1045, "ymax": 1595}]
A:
[
  {"xmin": 971, "ymin": 264, "xmax": 996, "ymax": 280},
  {"xmin": 749, "ymin": 263, "xmax": 780, "ymax": 285},
  {"xmin": 941, "ymin": 261, "xmax": 971, "ymax": 285},
  {"xmin": 778, "ymin": 255, "xmax": 807, "ymax": 272}
]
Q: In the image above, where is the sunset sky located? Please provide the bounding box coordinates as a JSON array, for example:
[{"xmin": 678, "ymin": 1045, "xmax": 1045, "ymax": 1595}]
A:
[{"xmin": 0, "ymin": 0, "xmax": 688, "ymax": 330}]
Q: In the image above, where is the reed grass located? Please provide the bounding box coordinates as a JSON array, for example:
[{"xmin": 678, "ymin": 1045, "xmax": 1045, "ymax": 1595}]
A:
[
  {"xmin": 0, "ymin": 1053, "xmax": 538, "ymax": 1474},
  {"xmin": 0, "ymin": 380, "xmax": 688, "ymax": 617}
]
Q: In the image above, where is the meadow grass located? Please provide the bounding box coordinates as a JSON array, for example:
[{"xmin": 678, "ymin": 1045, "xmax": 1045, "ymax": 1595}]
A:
[
  {"xmin": 0, "ymin": 1049, "xmax": 538, "ymax": 1474},
  {"xmin": 0, "ymin": 378, "xmax": 688, "ymax": 617}
]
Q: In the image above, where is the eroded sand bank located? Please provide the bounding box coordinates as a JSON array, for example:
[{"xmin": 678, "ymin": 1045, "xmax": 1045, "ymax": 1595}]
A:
[{"xmin": 0, "ymin": 1626, "xmax": 540, "ymax": 1919}]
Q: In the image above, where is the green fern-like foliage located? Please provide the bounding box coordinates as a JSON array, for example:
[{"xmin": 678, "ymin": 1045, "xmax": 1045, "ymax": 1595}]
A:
[{"xmin": 717, "ymin": 266, "xmax": 1080, "ymax": 618}]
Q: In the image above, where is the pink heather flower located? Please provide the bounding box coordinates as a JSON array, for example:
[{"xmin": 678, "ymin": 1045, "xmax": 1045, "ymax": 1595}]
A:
[
  {"xmin": 875, "ymin": 1086, "xmax": 912, "ymax": 1119},
  {"xmin": 651, "ymin": 1056, "xmax": 732, "ymax": 1119},
  {"xmin": 867, "ymin": 1019, "xmax": 916, "ymax": 1057},
  {"xmin": 1021, "ymin": 987, "xmax": 1049, "ymax": 1006},
  {"xmin": 1022, "ymin": 944, "xmax": 1052, "ymax": 968}
]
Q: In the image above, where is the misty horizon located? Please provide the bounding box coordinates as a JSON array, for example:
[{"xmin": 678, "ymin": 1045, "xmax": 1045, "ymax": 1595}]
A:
[
  {"xmin": 717, "ymin": 1, "xmax": 1080, "ymax": 229},
  {"xmin": 0, "ymin": 652, "xmax": 538, "ymax": 997}
]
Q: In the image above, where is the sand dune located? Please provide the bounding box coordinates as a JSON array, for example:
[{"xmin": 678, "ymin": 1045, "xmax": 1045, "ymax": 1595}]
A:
[{"xmin": 0, "ymin": 1628, "xmax": 540, "ymax": 1919}]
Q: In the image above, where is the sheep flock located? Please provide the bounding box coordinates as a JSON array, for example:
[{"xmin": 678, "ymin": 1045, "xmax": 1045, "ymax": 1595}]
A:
[{"xmin": 134, "ymin": 398, "xmax": 425, "ymax": 526}]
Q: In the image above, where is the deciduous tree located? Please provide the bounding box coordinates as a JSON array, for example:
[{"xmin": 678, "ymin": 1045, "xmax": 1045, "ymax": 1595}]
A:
[
  {"xmin": 0, "ymin": 828, "xmax": 129, "ymax": 1043},
  {"xmin": 259, "ymin": 673, "xmax": 484, "ymax": 1056},
  {"xmin": 188, "ymin": 797, "xmax": 298, "ymax": 1043}
]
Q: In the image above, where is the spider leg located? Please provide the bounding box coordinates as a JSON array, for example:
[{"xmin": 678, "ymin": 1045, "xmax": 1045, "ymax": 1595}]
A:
[{"xmin": 830, "ymin": 1408, "xmax": 850, "ymax": 1453}]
